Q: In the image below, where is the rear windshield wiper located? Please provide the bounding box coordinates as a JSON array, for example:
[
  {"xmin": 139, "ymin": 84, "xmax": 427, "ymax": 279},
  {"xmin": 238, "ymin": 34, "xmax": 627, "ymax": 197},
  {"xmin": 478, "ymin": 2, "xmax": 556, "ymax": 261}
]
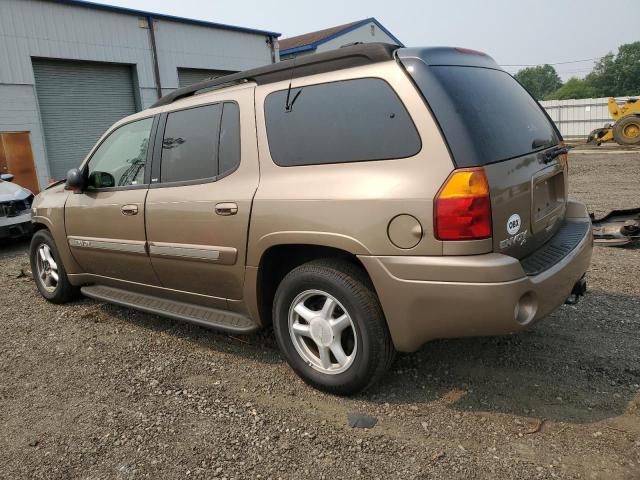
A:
[
  {"xmin": 531, "ymin": 138, "xmax": 553, "ymax": 150},
  {"xmin": 543, "ymin": 145, "xmax": 572, "ymax": 164}
]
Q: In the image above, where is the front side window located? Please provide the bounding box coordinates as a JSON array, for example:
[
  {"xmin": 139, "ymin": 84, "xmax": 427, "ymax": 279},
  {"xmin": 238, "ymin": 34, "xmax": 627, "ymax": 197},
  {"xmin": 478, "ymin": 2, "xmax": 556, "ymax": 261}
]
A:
[
  {"xmin": 87, "ymin": 117, "xmax": 153, "ymax": 189},
  {"xmin": 264, "ymin": 78, "xmax": 421, "ymax": 167}
]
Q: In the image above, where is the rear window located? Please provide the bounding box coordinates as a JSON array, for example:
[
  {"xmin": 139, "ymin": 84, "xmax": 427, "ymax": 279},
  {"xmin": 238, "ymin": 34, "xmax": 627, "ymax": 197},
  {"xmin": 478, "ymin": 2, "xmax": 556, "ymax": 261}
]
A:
[
  {"xmin": 264, "ymin": 78, "xmax": 421, "ymax": 167},
  {"xmin": 405, "ymin": 64, "xmax": 559, "ymax": 166}
]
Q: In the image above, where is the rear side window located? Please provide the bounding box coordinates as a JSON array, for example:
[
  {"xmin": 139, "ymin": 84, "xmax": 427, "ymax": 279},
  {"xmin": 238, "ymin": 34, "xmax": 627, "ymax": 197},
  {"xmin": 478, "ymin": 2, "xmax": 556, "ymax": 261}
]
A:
[
  {"xmin": 218, "ymin": 102, "xmax": 241, "ymax": 176},
  {"xmin": 160, "ymin": 102, "xmax": 241, "ymax": 183},
  {"xmin": 264, "ymin": 78, "xmax": 421, "ymax": 167},
  {"xmin": 161, "ymin": 104, "xmax": 221, "ymax": 183},
  {"xmin": 403, "ymin": 62, "xmax": 559, "ymax": 166}
]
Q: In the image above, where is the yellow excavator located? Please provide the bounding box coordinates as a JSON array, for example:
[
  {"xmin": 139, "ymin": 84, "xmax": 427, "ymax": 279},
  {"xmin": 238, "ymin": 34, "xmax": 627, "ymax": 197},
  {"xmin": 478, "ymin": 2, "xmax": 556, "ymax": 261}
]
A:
[{"xmin": 587, "ymin": 97, "xmax": 640, "ymax": 145}]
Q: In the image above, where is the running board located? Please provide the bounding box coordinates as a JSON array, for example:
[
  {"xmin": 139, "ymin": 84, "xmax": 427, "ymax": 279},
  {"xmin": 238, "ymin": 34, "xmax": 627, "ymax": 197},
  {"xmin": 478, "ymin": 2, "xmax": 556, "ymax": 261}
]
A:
[{"xmin": 81, "ymin": 285, "xmax": 258, "ymax": 334}]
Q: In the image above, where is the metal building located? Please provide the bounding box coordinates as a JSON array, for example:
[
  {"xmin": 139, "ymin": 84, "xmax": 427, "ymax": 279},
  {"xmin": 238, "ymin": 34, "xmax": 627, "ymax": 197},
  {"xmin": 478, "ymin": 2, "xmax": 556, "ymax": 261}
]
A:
[
  {"xmin": 0, "ymin": 0, "xmax": 280, "ymax": 190},
  {"xmin": 540, "ymin": 96, "xmax": 639, "ymax": 139},
  {"xmin": 279, "ymin": 18, "xmax": 402, "ymax": 60}
]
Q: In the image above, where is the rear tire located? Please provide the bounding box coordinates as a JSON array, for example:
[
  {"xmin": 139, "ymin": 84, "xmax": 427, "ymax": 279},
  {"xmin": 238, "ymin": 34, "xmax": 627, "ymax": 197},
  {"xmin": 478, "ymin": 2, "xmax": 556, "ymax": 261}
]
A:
[
  {"xmin": 613, "ymin": 116, "xmax": 640, "ymax": 145},
  {"xmin": 272, "ymin": 259, "xmax": 395, "ymax": 395},
  {"xmin": 30, "ymin": 229, "xmax": 79, "ymax": 304}
]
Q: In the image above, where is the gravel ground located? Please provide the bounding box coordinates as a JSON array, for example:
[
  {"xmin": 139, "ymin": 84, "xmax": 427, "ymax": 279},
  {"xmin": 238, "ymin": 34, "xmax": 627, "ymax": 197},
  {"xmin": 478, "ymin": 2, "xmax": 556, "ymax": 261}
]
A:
[{"xmin": 1, "ymin": 150, "xmax": 639, "ymax": 480}]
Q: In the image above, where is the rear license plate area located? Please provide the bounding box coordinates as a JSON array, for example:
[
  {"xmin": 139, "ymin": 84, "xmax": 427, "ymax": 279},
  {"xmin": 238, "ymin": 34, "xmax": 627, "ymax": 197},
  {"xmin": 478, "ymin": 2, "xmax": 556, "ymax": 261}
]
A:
[{"xmin": 531, "ymin": 167, "xmax": 565, "ymax": 233}]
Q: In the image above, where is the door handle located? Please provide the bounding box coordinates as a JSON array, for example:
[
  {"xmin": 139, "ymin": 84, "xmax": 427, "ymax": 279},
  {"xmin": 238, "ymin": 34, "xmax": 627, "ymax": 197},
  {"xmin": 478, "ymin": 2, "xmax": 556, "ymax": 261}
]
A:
[
  {"xmin": 121, "ymin": 204, "xmax": 138, "ymax": 216},
  {"xmin": 215, "ymin": 202, "xmax": 238, "ymax": 216}
]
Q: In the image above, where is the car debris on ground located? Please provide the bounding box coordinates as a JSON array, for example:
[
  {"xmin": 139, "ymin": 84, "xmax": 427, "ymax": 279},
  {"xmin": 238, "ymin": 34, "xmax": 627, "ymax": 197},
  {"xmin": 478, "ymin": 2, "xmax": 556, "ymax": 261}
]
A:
[{"xmin": 591, "ymin": 208, "xmax": 640, "ymax": 246}]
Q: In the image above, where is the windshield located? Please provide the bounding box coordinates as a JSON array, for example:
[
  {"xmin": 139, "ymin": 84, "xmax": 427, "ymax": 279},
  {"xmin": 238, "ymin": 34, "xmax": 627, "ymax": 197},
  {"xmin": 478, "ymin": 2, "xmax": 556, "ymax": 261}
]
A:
[{"xmin": 403, "ymin": 62, "xmax": 560, "ymax": 166}]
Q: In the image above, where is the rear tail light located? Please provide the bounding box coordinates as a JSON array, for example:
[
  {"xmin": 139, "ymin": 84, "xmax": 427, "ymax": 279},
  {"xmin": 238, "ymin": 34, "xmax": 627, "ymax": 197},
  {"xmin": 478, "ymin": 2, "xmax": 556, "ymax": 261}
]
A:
[{"xmin": 435, "ymin": 167, "xmax": 492, "ymax": 240}]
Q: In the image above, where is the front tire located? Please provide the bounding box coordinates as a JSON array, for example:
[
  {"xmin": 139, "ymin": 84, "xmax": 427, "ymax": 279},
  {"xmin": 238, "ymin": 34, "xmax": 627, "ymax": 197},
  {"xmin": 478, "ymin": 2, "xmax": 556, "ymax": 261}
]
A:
[
  {"xmin": 30, "ymin": 229, "xmax": 79, "ymax": 304},
  {"xmin": 272, "ymin": 259, "xmax": 395, "ymax": 395}
]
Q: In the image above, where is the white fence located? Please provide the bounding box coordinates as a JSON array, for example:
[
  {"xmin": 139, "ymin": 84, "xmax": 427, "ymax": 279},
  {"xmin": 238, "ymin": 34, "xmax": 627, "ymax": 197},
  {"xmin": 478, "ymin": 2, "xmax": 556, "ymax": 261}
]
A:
[{"xmin": 540, "ymin": 96, "xmax": 638, "ymax": 139}]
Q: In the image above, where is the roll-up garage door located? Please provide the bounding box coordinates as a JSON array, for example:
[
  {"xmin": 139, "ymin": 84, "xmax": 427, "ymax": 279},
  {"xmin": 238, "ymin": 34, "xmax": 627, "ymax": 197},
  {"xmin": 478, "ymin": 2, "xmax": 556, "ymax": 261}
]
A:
[
  {"xmin": 177, "ymin": 68, "xmax": 234, "ymax": 88},
  {"xmin": 33, "ymin": 59, "xmax": 138, "ymax": 181}
]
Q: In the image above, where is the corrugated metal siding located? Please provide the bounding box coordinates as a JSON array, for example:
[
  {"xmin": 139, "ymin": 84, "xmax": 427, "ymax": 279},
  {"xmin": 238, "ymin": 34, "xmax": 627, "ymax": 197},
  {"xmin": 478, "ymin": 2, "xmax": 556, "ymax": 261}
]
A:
[
  {"xmin": 0, "ymin": 0, "xmax": 275, "ymax": 189},
  {"xmin": 33, "ymin": 59, "xmax": 137, "ymax": 180},
  {"xmin": 0, "ymin": 0, "xmax": 156, "ymax": 86},
  {"xmin": 154, "ymin": 19, "xmax": 273, "ymax": 88},
  {"xmin": 540, "ymin": 96, "xmax": 639, "ymax": 139},
  {"xmin": 177, "ymin": 68, "xmax": 234, "ymax": 88}
]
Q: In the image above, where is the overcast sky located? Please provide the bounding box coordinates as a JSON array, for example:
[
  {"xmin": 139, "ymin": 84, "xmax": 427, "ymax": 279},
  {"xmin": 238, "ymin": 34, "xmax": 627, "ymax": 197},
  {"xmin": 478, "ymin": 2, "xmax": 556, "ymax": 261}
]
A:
[{"xmin": 95, "ymin": 0, "xmax": 639, "ymax": 81}]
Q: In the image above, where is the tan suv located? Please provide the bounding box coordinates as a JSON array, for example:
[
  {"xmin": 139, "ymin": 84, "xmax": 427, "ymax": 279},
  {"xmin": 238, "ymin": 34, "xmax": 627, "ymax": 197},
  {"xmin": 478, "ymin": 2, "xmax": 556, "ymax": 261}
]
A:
[{"xmin": 30, "ymin": 44, "xmax": 592, "ymax": 394}]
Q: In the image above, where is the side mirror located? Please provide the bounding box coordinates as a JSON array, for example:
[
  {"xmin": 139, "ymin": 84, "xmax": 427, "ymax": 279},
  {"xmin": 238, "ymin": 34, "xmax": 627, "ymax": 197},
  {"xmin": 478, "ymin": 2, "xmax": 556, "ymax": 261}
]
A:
[
  {"xmin": 1, "ymin": 173, "xmax": 14, "ymax": 182},
  {"xmin": 65, "ymin": 168, "xmax": 86, "ymax": 193},
  {"xmin": 88, "ymin": 171, "xmax": 115, "ymax": 189}
]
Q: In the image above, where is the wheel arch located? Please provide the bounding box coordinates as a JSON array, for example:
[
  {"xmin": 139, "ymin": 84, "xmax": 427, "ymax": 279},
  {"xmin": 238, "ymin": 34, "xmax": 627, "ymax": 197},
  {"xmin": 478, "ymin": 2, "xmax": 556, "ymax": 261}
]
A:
[
  {"xmin": 31, "ymin": 217, "xmax": 53, "ymax": 232},
  {"xmin": 252, "ymin": 243, "xmax": 373, "ymax": 328}
]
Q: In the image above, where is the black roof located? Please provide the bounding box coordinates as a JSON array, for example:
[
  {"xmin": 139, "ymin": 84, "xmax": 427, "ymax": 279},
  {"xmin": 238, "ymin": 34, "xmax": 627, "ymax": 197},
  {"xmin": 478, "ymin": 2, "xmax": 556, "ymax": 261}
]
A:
[{"xmin": 152, "ymin": 42, "xmax": 399, "ymax": 108}]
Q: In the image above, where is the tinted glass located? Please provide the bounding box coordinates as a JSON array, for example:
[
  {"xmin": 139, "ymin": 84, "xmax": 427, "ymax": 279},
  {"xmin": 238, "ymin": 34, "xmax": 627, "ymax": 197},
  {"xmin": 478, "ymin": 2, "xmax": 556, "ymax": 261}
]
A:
[
  {"xmin": 87, "ymin": 117, "xmax": 153, "ymax": 189},
  {"xmin": 161, "ymin": 104, "xmax": 221, "ymax": 183},
  {"xmin": 428, "ymin": 66, "xmax": 559, "ymax": 165},
  {"xmin": 218, "ymin": 102, "xmax": 241, "ymax": 176},
  {"xmin": 265, "ymin": 78, "xmax": 421, "ymax": 166}
]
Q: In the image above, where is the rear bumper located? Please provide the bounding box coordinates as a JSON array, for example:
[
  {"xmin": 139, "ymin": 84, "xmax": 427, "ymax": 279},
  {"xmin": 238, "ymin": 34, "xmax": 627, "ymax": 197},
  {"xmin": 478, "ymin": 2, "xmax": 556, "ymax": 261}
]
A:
[{"xmin": 359, "ymin": 201, "xmax": 593, "ymax": 352}]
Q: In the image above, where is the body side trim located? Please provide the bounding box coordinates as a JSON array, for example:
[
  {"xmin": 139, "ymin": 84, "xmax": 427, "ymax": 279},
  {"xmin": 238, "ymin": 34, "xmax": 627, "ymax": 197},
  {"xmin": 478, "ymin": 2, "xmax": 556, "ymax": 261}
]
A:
[
  {"xmin": 148, "ymin": 242, "xmax": 237, "ymax": 264},
  {"xmin": 67, "ymin": 236, "xmax": 147, "ymax": 255}
]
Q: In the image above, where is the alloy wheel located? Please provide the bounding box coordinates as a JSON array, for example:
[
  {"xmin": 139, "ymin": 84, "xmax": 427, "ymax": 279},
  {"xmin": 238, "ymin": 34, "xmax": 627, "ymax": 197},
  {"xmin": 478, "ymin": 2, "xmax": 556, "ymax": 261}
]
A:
[
  {"xmin": 288, "ymin": 289, "xmax": 357, "ymax": 375},
  {"xmin": 35, "ymin": 243, "xmax": 59, "ymax": 293}
]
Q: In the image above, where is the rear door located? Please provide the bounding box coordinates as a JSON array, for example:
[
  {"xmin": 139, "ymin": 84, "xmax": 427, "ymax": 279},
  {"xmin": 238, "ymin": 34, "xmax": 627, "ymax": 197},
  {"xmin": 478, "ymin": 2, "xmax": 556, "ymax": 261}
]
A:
[
  {"xmin": 145, "ymin": 86, "xmax": 259, "ymax": 300},
  {"xmin": 399, "ymin": 51, "xmax": 567, "ymax": 258}
]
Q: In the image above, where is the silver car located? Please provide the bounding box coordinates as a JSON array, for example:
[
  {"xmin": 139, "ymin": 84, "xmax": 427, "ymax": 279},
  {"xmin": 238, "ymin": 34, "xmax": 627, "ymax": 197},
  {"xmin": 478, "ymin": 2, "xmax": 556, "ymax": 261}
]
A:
[{"xmin": 0, "ymin": 174, "xmax": 34, "ymax": 239}]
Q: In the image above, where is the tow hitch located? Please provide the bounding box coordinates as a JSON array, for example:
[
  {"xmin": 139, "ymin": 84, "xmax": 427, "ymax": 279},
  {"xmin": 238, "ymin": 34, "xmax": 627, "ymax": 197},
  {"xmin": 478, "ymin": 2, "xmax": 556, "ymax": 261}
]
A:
[{"xmin": 565, "ymin": 277, "xmax": 587, "ymax": 305}]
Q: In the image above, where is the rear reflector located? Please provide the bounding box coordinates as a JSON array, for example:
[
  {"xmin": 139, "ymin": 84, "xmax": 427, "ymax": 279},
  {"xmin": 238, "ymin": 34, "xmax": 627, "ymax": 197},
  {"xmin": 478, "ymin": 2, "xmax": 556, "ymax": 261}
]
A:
[{"xmin": 435, "ymin": 168, "xmax": 492, "ymax": 240}]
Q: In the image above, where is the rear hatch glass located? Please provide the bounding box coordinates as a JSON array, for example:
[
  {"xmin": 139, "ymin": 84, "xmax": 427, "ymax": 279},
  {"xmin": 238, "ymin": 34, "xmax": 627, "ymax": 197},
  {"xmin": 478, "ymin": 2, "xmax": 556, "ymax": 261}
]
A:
[
  {"xmin": 400, "ymin": 58, "xmax": 566, "ymax": 259},
  {"xmin": 412, "ymin": 65, "xmax": 560, "ymax": 167}
]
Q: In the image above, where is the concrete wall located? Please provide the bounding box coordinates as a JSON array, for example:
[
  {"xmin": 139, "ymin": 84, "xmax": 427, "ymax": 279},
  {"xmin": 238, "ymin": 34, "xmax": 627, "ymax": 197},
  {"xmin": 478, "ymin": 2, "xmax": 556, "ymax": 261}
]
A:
[
  {"xmin": 0, "ymin": 0, "xmax": 274, "ymax": 188},
  {"xmin": 540, "ymin": 96, "xmax": 639, "ymax": 139}
]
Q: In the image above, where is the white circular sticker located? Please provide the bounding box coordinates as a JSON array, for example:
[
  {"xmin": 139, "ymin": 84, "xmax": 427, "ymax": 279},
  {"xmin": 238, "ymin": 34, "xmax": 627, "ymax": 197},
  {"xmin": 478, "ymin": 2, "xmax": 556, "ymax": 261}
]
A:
[{"xmin": 507, "ymin": 214, "xmax": 521, "ymax": 235}]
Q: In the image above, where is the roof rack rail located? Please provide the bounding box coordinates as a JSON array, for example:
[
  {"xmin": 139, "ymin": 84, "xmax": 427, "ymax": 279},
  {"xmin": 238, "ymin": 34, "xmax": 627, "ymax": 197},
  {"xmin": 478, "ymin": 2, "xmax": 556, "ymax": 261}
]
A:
[{"xmin": 151, "ymin": 42, "xmax": 399, "ymax": 108}]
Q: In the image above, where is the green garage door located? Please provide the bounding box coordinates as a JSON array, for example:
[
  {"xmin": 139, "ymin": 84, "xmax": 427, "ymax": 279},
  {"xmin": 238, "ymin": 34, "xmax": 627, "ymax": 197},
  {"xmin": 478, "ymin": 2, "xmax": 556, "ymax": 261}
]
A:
[
  {"xmin": 33, "ymin": 59, "xmax": 138, "ymax": 181},
  {"xmin": 177, "ymin": 68, "xmax": 234, "ymax": 88}
]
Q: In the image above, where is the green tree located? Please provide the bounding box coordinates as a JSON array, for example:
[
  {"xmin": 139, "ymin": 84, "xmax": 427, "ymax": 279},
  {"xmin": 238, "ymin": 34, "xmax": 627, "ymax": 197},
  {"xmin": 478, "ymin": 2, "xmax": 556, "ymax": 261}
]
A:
[
  {"xmin": 545, "ymin": 78, "xmax": 596, "ymax": 100},
  {"xmin": 585, "ymin": 53, "xmax": 617, "ymax": 96},
  {"xmin": 514, "ymin": 64, "xmax": 563, "ymax": 100},
  {"xmin": 586, "ymin": 42, "xmax": 640, "ymax": 96}
]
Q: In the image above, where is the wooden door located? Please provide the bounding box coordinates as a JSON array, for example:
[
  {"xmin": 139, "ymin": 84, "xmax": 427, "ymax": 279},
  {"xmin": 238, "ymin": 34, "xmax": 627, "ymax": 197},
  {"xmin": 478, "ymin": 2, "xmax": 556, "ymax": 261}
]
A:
[{"xmin": 0, "ymin": 132, "xmax": 40, "ymax": 193}]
